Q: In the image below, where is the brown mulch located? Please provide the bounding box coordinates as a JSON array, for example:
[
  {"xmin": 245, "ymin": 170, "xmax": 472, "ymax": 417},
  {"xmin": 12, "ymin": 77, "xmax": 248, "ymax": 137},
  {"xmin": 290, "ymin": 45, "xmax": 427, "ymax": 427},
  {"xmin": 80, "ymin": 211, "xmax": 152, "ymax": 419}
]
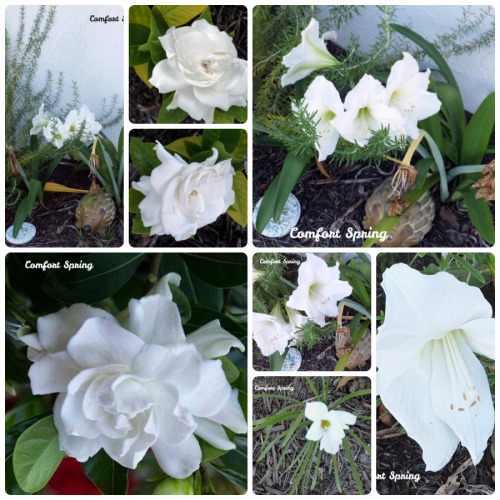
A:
[
  {"xmin": 376, "ymin": 425, "xmax": 495, "ymax": 495},
  {"xmin": 253, "ymin": 376, "xmax": 371, "ymax": 495},
  {"xmin": 5, "ymin": 163, "xmax": 124, "ymax": 248},
  {"xmin": 252, "ymin": 145, "xmax": 494, "ymax": 248},
  {"xmin": 128, "ymin": 129, "xmax": 247, "ymax": 248},
  {"xmin": 129, "ymin": 5, "xmax": 248, "ymax": 124}
]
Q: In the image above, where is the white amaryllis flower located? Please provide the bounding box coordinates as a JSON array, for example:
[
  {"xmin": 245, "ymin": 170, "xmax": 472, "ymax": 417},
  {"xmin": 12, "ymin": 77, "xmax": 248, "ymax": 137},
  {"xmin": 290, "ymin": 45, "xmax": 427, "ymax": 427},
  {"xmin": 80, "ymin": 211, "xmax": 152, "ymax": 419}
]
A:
[
  {"xmin": 333, "ymin": 74, "xmax": 405, "ymax": 146},
  {"xmin": 149, "ymin": 19, "xmax": 247, "ymax": 124},
  {"xmin": 286, "ymin": 254, "xmax": 352, "ymax": 327},
  {"xmin": 301, "ymin": 75, "xmax": 344, "ymax": 161},
  {"xmin": 281, "ymin": 19, "xmax": 338, "ymax": 86},
  {"xmin": 43, "ymin": 118, "xmax": 70, "ymax": 149},
  {"xmin": 19, "ymin": 275, "xmax": 246, "ymax": 479},
  {"xmin": 29, "ymin": 103, "xmax": 51, "ymax": 135},
  {"xmin": 253, "ymin": 303, "xmax": 292, "ymax": 357},
  {"xmin": 377, "ymin": 263, "xmax": 495, "ymax": 471},
  {"xmin": 285, "ymin": 305, "xmax": 309, "ymax": 347},
  {"xmin": 305, "ymin": 402, "xmax": 356, "ymax": 455},
  {"xmin": 132, "ymin": 143, "xmax": 235, "ymax": 241},
  {"xmin": 385, "ymin": 52, "xmax": 441, "ymax": 139},
  {"xmin": 63, "ymin": 105, "xmax": 102, "ymax": 142}
]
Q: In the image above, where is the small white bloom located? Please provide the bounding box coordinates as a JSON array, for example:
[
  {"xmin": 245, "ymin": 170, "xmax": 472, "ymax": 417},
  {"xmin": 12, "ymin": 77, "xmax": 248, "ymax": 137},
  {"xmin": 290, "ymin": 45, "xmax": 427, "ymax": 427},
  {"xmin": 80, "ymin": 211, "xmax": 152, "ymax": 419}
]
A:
[
  {"xmin": 377, "ymin": 263, "xmax": 495, "ymax": 471},
  {"xmin": 333, "ymin": 74, "xmax": 405, "ymax": 146},
  {"xmin": 20, "ymin": 286, "xmax": 246, "ymax": 479},
  {"xmin": 43, "ymin": 117, "xmax": 69, "ymax": 149},
  {"xmin": 286, "ymin": 254, "xmax": 352, "ymax": 327},
  {"xmin": 150, "ymin": 19, "xmax": 247, "ymax": 123},
  {"xmin": 30, "ymin": 103, "xmax": 51, "ymax": 135},
  {"xmin": 281, "ymin": 19, "xmax": 338, "ymax": 87},
  {"xmin": 77, "ymin": 105, "xmax": 102, "ymax": 142},
  {"xmin": 305, "ymin": 401, "xmax": 356, "ymax": 455},
  {"xmin": 285, "ymin": 305, "xmax": 309, "ymax": 347},
  {"xmin": 301, "ymin": 75, "xmax": 344, "ymax": 161},
  {"xmin": 385, "ymin": 52, "xmax": 442, "ymax": 139},
  {"xmin": 253, "ymin": 303, "xmax": 292, "ymax": 357},
  {"xmin": 132, "ymin": 143, "xmax": 235, "ymax": 241}
]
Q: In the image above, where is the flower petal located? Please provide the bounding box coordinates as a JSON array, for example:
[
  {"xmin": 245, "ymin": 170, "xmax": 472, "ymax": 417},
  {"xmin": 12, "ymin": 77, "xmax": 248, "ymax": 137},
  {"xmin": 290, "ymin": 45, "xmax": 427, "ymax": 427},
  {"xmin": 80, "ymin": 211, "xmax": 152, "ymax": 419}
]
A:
[
  {"xmin": 305, "ymin": 401, "xmax": 328, "ymax": 420},
  {"xmin": 460, "ymin": 318, "xmax": 495, "ymax": 359},
  {"xmin": 186, "ymin": 320, "xmax": 244, "ymax": 358},
  {"xmin": 430, "ymin": 330, "xmax": 494, "ymax": 465},
  {"xmin": 153, "ymin": 433, "xmax": 202, "ymax": 479},
  {"xmin": 205, "ymin": 388, "xmax": 247, "ymax": 434},
  {"xmin": 320, "ymin": 431, "xmax": 341, "ymax": 455},
  {"xmin": 67, "ymin": 318, "xmax": 144, "ymax": 368},
  {"xmin": 194, "ymin": 417, "xmax": 236, "ymax": 450},
  {"xmin": 305, "ymin": 420, "xmax": 323, "ymax": 441},
  {"xmin": 28, "ymin": 351, "xmax": 80, "ymax": 395}
]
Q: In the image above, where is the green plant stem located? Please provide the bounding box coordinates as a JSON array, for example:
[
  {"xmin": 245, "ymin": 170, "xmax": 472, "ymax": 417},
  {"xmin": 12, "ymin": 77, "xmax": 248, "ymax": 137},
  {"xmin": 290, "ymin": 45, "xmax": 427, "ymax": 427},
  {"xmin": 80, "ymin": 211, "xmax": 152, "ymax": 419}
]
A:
[
  {"xmin": 342, "ymin": 437, "xmax": 364, "ymax": 494},
  {"xmin": 446, "ymin": 164, "xmax": 485, "ymax": 183}
]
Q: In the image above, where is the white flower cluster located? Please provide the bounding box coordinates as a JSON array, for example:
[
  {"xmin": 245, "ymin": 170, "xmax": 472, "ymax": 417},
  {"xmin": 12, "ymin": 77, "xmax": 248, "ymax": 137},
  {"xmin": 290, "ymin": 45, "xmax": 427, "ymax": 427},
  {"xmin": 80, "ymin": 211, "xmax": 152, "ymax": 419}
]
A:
[
  {"xmin": 150, "ymin": 19, "xmax": 247, "ymax": 124},
  {"xmin": 19, "ymin": 275, "xmax": 246, "ymax": 479},
  {"xmin": 30, "ymin": 103, "xmax": 102, "ymax": 148},
  {"xmin": 253, "ymin": 254, "xmax": 352, "ymax": 357},
  {"xmin": 282, "ymin": 19, "xmax": 441, "ymax": 161},
  {"xmin": 132, "ymin": 142, "xmax": 235, "ymax": 241}
]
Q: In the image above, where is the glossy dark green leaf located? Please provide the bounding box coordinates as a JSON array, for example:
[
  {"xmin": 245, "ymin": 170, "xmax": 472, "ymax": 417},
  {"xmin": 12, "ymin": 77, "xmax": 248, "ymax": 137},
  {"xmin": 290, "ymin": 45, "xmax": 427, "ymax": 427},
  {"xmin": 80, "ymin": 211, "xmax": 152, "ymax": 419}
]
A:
[
  {"xmin": 157, "ymin": 94, "xmax": 188, "ymax": 124},
  {"xmin": 184, "ymin": 306, "xmax": 246, "ymax": 339},
  {"xmin": 42, "ymin": 254, "xmax": 144, "ymax": 304},
  {"xmin": 209, "ymin": 436, "xmax": 247, "ymax": 490},
  {"xmin": 199, "ymin": 437, "xmax": 231, "ymax": 462},
  {"xmin": 201, "ymin": 129, "xmax": 220, "ymax": 150},
  {"xmin": 169, "ymin": 283, "xmax": 191, "ymax": 323},
  {"xmin": 255, "ymin": 172, "xmax": 281, "ymax": 233},
  {"xmin": 129, "ymin": 187, "xmax": 145, "ymax": 213},
  {"xmin": 160, "ymin": 5, "xmax": 207, "ymax": 26},
  {"xmin": 131, "ymin": 212, "xmax": 151, "ymax": 234},
  {"xmin": 13, "ymin": 416, "xmax": 65, "ymax": 493},
  {"xmin": 129, "ymin": 23, "xmax": 151, "ymax": 66},
  {"xmin": 5, "ymin": 334, "xmax": 31, "ymax": 385},
  {"xmin": 181, "ymin": 253, "xmax": 247, "ymax": 288},
  {"xmin": 130, "ymin": 137, "xmax": 161, "ymax": 176},
  {"xmin": 81, "ymin": 449, "xmax": 128, "ymax": 495},
  {"xmin": 459, "ymin": 186, "xmax": 495, "ymax": 244},
  {"xmin": 219, "ymin": 356, "xmax": 240, "ymax": 384},
  {"xmin": 219, "ymin": 129, "xmax": 243, "ymax": 155}
]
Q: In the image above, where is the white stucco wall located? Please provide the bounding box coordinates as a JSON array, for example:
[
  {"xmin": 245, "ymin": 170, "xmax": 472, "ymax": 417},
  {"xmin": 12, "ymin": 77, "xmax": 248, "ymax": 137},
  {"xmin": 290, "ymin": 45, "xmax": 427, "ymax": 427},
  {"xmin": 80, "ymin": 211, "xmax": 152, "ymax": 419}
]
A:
[
  {"xmin": 319, "ymin": 5, "xmax": 495, "ymax": 112},
  {"xmin": 5, "ymin": 5, "xmax": 124, "ymax": 144}
]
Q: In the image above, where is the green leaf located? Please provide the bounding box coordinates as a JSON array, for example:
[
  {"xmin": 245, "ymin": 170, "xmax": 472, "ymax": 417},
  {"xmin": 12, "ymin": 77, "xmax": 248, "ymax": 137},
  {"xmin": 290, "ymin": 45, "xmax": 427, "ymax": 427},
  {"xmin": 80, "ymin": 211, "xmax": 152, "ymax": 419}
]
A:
[
  {"xmin": 273, "ymin": 153, "xmax": 308, "ymax": 222},
  {"xmin": 164, "ymin": 136, "xmax": 202, "ymax": 159},
  {"xmin": 181, "ymin": 253, "xmax": 247, "ymax": 288},
  {"xmin": 42, "ymin": 254, "xmax": 144, "ymax": 304},
  {"xmin": 184, "ymin": 306, "xmax": 246, "ymax": 339},
  {"xmin": 213, "ymin": 108, "xmax": 234, "ymax": 124},
  {"xmin": 147, "ymin": 7, "xmax": 169, "ymax": 64},
  {"xmin": 13, "ymin": 416, "xmax": 65, "ymax": 493},
  {"xmin": 255, "ymin": 173, "xmax": 281, "ymax": 233},
  {"xmin": 129, "ymin": 4, "xmax": 152, "ymax": 26},
  {"xmin": 219, "ymin": 356, "xmax": 240, "ymax": 383},
  {"xmin": 269, "ymin": 350, "xmax": 287, "ymax": 371},
  {"xmin": 81, "ymin": 450, "xmax": 128, "ymax": 494},
  {"xmin": 199, "ymin": 437, "xmax": 230, "ymax": 461},
  {"xmin": 129, "ymin": 23, "xmax": 151, "ymax": 66},
  {"xmin": 129, "ymin": 187, "xmax": 145, "ymax": 213},
  {"xmin": 219, "ymin": 130, "xmax": 243, "ymax": 156},
  {"xmin": 168, "ymin": 283, "xmax": 191, "ymax": 323},
  {"xmin": 132, "ymin": 212, "xmax": 151, "ymax": 234},
  {"xmin": 227, "ymin": 171, "xmax": 247, "ymax": 227},
  {"xmin": 130, "ymin": 137, "xmax": 161, "ymax": 175},
  {"xmin": 160, "ymin": 5, "xmax": 208, "ymax": 26},
  {"xmin": 13, "ymin": 179, "xmax": 42, "ymax": 238},
  {"xmin": 209, "ymin": 436, "xmax": 247, "ymax": 490},
  {"xmin": 6, "ymin": 457, "xmax": 30, "ymax": 495},
  {"xmin": 157, "ymin": 93, "xmax": 188, "ymax": 124},
  {"xmin": 460, "ymin": 92, "xmax": 495, "ymax": 165},
  {"xmin": 458, "ymin": 185, "xmax": 495, "ymax": 244},
  {"xmin": 413, "ymin": 158, "xmax": 435, "ymax": 189},
  {"xmin": 201, "ymin": 129, "xmax": 221, "ymax": 150},
  {"xmin": 6, "ymin": 411, "xmax": 53, "ymax": 459}
]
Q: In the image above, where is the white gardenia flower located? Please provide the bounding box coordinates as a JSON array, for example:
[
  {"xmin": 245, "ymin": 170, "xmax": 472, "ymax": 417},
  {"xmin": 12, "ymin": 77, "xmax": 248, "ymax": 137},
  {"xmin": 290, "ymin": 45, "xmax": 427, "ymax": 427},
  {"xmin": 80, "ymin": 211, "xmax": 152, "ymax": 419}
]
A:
[
  {"xmin": 149, "ymin": 19, "xmax": 247, "ymax": 124},
  {"xmin": 43, "ymin": 117, "xmax": 70, "ymax": 149},
  {"xmin": 281, "ymin": 18, "xmax": 338, "ymax": 86},
  {"xmin": 302, "ymin": 75, "xmax": 344, "ymax": 161},
  {"xmin": 305, "ymin": 401, "xmax": 356, "ymax": 455},
  {"xmin": 132, "ymin": 143, "xmax": 235, "ymax": 241},
  {"xmin": 377, "ymin": 263, "xmax": 495, "ymax": 471},
  {"xmin": 253, "ymin": 303, "xmax": 292, "ymax": 357},
  {"xmin": 385, "ymin": 52, "xmax": 441, "ymax": 139},
  {"xmin": 333, "ymin": 74, "xmax": 405, "ymax": 146},
  {"xmin": 30, "ymin": 103, "xmax": 51, "ymax": 135},
  {"xmin": 19, "ymin": 277, "xmax": 246, "ymax": 479},
  {"xmin": 287, "ymin": 254, "xmax": 352, "ymax": 327}
]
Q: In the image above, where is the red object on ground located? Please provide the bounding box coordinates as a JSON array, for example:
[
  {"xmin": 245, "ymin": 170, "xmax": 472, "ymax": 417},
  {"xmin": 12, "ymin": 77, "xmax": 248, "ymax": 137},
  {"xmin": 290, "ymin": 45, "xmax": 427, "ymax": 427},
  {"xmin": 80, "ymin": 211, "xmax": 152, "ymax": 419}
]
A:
[{"xmin": 47, "ymin": 457, "xmax": 103, "ymax": 495}]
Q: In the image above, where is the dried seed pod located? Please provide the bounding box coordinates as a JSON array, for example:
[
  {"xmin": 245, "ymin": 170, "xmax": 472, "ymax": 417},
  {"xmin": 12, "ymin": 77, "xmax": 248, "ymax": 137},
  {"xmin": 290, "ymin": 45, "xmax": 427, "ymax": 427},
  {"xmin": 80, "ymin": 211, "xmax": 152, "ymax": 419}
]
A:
[
  {"xmin": 75, "ymin": 189, "xmax": 116, "ymax": 235},
  {"xmin": 345, "ymin": 331, "xmax": 371, "ymax": 370},
  {"xmin": 363, "ymin": 178, "xmax": 435, "ymax": 247},
  {"xmin": 335, "ymin": 326, "xmax": 353, "ymax": 357}
]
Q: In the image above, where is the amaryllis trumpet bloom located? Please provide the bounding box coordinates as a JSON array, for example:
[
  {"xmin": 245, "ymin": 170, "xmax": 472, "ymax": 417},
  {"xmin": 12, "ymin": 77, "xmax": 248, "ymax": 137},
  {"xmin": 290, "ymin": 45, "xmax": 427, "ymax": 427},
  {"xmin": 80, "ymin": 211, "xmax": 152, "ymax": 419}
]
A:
[
  {"xmin": 286, "ymin": 254, "xmax": 352, "ymax": 327},
  {"xmin": 377, "ymin": 263, "xmax": 494, "ymax": 471},
  {"xmin": 281, "ymin": 19, "xmax": 338, "ymax": 87},
  {"xmin": 305, "ymin": 401, "xmax": 356, "ymax": 455}
]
